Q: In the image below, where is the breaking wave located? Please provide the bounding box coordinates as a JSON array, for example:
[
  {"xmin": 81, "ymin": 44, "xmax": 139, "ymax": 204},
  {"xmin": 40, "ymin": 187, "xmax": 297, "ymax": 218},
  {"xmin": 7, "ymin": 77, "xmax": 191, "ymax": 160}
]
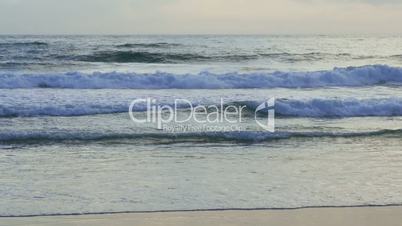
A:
[
  {"xmin": 0, "ymin": 97, "xmax": 401, "ymax": 118},
  {"xmin": 243, "ymin": 98, "xmax": 402, "ymax": 117},
  {"xmin": 1, "ymin": 65, "xmax": 402, "ymax": 89}
]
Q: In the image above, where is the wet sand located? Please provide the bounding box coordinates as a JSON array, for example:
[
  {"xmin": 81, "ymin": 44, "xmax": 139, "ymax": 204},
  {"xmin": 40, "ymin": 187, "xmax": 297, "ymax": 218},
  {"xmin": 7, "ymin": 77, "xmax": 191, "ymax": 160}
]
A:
[{"xmin": 2, "ymin": 206, "xmax": 402, "ymax": 226}]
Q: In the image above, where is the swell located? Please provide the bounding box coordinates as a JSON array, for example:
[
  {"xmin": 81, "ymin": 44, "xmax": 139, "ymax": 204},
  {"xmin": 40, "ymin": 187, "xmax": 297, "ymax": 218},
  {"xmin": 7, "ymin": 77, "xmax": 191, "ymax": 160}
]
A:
[
  {"xmin": 75, "ymin": 51, "xmax": 358, "ymax": 63},
  {"xmin": 258, "ymin": 52, "xmax": 355, "ymax": 62},
  {"xmin": 1, "ymin": 129, "xmax": 401, "ymax": 144},
  {"xmin": 116, "ymin": 43, "xmax": 182, "ymax": 48},
  {"xmin": 76, "ymin": 51, "xmax": 259, "ymax": 63},
  {"xmin": 0, "ymin": 41, "xmax": 48, "ymax": 47},
  {"xmin": 76, "ymin": 51, "xmax": 210, "ymax": 63},
  {"xmin": 1, "ymin": 65, "xmax": 402, "ymax": 89}
]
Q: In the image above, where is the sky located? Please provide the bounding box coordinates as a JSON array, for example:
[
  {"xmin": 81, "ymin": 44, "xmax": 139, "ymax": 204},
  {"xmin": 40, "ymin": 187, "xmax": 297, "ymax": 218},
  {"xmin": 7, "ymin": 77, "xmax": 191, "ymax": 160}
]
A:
[{"xmin": 0, "ymin": 0, "xmax": 402, "ymax": 35}]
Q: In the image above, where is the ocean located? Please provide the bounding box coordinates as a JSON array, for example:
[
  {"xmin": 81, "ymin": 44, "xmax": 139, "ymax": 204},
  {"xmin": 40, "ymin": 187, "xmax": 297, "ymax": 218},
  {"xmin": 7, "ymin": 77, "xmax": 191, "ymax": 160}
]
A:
[{"xmin": 1, "ymin": 35, "xmax": 402, "ymax": 216}]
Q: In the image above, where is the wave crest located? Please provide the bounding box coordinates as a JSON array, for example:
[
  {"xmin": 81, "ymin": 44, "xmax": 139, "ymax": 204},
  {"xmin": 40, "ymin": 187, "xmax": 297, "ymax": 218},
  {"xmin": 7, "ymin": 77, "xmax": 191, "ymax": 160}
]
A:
[
  {"xmin": 1, "ymin": 65, "xmax": 402, "ymax": 89},
  {"xmin": 1, "ymin": 129, "xmax": 401, "ymax": 143},
  {"xmin": 0, "ymin": 97, "xmax": 401, "ymax": 117}
]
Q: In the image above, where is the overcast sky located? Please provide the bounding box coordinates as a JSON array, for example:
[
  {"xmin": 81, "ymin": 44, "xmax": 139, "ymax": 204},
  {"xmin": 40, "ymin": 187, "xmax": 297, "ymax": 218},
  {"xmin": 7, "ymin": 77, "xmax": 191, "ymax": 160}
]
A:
[{"xmin": 1, "ymin": 0, "xmax": 401, "ymax": 34}]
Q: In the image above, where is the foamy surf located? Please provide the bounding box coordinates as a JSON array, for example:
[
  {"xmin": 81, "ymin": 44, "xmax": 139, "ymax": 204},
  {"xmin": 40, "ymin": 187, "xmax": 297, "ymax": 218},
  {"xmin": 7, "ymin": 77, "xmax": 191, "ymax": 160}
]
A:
[
  {"xmin": 1, "ymin": 65, "xmax": 402, "ymax": 89},
  {"xmin": 1, "ymin": 97, "xmax": 401, "ymax": 117}
]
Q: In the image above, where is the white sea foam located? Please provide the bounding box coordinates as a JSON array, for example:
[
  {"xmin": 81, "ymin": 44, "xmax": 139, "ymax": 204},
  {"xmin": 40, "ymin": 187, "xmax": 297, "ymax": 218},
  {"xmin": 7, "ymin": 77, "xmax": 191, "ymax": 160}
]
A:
[
  {"xmin": 276, "ymin": 98, "xmax": 402, "ymax": 117},
  {"xmin": 1, "ymin": 65, "xmax": 402, "ymax": 89},
  {"xmin": 0, "ymin": 96, "xmax": 401, "ymax": 117}
]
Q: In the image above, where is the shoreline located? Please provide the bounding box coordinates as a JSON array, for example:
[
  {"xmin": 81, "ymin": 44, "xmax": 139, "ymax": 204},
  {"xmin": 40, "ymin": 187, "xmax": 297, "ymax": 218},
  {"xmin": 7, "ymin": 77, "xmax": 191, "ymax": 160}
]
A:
[
  {"xmin": 2, "ymin": 206, "xmax": 402, "ymax": 226},
  {"xmin": 2, "ymin": 203, "xmax": 402, "ymax": 218}
]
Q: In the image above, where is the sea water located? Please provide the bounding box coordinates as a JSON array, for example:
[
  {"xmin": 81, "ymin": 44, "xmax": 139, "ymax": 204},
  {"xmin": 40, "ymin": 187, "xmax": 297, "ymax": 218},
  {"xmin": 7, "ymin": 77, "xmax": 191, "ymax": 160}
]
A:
[{"xmin": 0, "ymin": 35, "xmax": 402, "ymax": 216}]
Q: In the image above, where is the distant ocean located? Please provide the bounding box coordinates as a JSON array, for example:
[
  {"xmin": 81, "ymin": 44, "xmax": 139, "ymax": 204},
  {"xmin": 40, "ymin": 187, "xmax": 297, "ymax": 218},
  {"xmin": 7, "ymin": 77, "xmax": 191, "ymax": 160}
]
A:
[{"xmin": 1, "ymin": 35, "xmax": 402, "ymax": 216}]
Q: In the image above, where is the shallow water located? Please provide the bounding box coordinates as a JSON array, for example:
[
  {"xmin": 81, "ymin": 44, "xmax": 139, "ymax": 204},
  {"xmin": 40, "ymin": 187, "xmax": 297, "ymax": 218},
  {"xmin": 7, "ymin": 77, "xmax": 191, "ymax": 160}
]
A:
[{"xmin": 1, "ymin": 135, "xmax": 402, "ymax": 216}]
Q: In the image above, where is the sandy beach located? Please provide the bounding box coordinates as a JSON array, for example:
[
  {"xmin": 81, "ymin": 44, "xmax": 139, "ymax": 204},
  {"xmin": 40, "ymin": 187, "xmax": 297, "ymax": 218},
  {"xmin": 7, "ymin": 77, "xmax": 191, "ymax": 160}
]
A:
[{"xmin": 2, "ymin": 206, "xmax": 402, "ymax": 226}]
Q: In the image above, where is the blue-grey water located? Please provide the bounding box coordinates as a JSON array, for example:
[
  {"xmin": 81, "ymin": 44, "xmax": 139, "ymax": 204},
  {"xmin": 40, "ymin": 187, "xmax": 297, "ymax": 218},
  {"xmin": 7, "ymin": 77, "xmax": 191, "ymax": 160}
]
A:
[{"xmin": 0, "ymin": 35, "xmax": 402, "ymax": 216}]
